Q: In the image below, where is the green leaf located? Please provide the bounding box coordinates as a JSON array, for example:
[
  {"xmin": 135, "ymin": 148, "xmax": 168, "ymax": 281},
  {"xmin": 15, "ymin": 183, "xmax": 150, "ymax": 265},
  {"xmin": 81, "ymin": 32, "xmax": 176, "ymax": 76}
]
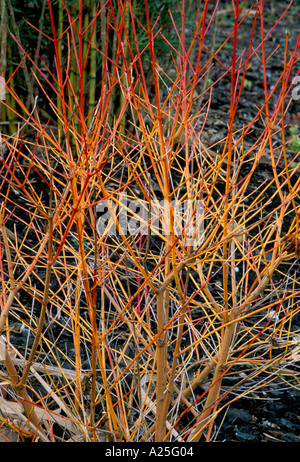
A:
[{"xmin": 289, "ymin": 136, "xmax": 300, "ymax": 151}]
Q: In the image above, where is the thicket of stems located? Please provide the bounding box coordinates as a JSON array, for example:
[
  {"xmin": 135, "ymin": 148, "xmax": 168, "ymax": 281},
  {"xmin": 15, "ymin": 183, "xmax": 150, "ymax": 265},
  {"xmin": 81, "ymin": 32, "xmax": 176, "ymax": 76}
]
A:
[{"xmin": 0, "ymin": 0, "xmax": 299, "ymax": 442}]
